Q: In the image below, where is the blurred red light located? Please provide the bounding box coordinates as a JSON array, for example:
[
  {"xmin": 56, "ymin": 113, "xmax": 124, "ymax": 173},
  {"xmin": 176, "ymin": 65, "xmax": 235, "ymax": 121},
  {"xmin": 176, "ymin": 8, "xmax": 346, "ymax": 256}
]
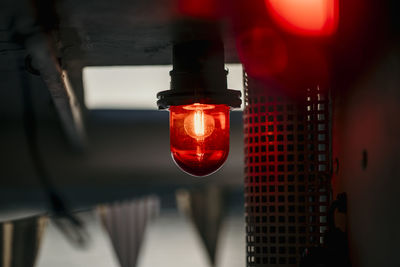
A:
[
  {"xmin": 176, "ymin": 0, "xmax": 220, "ymax": 19},
  {"xmin": 236, "ymin": 27, "xmax": 288, "ymax": 78},
  {"xmin": 265, "ymin": 0, "xmax": 339, "ymax": 36},
  {"xmin": 170, "ymin": 103, "xmax": 230, "ymax": 176}
]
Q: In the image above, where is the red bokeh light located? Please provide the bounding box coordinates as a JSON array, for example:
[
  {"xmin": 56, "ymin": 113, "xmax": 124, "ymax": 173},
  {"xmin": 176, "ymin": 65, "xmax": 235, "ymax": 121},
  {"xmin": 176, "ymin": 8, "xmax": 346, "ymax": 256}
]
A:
[
  {"xmin": 176, "ymin": 0, "xmax": 221, "ymax": 19},
  {"xmin": 169, "ymin": 103, "xmax": 230, "ymax": 177},
  {"xmin": 236, "ymin": 27, "xmax": 288, "ymax": 78},
  {"xmin": 265, "ymin": 0, "xmax": 339, "ymax": 36}
]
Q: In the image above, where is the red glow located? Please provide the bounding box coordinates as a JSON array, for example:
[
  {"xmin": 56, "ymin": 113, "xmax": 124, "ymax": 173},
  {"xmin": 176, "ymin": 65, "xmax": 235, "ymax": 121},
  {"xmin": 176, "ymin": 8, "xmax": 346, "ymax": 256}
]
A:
[
  {"xmin": 236, "ymin": 27, "xmax": 288, "ymax": 78},
  {"xmin": 170, "ymin": 103, "xmax": 230, "ymax": 177},
  {"xmin": 265, "ymin": 0, "xmax": 339, "ymax": 36},
  {"xmin": 176, "ymin": 0, "xmax": 220, "ymax": 19}
]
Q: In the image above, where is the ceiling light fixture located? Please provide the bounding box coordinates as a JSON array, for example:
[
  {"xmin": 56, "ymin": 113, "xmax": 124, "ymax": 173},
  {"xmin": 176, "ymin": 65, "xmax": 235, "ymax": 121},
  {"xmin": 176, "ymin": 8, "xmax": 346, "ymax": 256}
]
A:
[{"xmin": 157, "ymin": 39, "xmax": 241, "ymax": 177}]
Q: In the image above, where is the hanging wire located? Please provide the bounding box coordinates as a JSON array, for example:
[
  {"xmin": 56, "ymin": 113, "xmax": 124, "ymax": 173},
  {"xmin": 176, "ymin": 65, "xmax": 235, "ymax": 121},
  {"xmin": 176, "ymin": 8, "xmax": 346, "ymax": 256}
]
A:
[{"xmin": 19, "ymin": 53, "xmax": 89, "ymax": 247}]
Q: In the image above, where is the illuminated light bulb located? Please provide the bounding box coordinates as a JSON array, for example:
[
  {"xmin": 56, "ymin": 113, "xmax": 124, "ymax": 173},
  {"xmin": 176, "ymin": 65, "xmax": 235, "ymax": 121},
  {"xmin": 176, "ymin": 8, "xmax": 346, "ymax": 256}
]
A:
[
  {"xmin": 157, "ymin": 40, "xmax": 241, "ymax": 177},
  {"xmin": 183, "ymin": 104, "xmax": 215, "ymax": 139},
  {"xmin": 169, "ymin": 103, "xmax": 230, "ymax": 177}
]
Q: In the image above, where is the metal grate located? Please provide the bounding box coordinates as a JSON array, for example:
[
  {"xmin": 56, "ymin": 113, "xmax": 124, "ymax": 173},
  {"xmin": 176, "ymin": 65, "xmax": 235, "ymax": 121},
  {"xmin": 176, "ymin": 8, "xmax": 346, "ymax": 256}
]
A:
[{"xmin": 244, "ymin": 73, "xmax": 331, "ymax": 266}]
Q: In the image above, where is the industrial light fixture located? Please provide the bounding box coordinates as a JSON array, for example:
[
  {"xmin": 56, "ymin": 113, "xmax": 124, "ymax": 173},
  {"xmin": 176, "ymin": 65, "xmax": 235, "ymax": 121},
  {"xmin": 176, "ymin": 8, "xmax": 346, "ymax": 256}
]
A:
[{"xmin": 157, "ymin": 40, "xmax": 241, "ymax": 177}]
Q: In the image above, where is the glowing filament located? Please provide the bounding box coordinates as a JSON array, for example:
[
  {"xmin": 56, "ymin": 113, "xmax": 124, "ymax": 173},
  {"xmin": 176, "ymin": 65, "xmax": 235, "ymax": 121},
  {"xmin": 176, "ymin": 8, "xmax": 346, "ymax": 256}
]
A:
[
  {"xmin": 194, "ymin": 110, "xmax": 205, "ymax": 136},
  {"xmin": 184, "ymin": 104, "xmax": 215, "ymax": 139}
]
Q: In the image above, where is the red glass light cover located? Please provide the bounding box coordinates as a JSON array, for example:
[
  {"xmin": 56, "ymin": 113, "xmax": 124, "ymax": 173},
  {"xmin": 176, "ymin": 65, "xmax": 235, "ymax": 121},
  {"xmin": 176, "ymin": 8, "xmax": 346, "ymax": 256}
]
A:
[{"xmin": 169, "ymin": 103, "xmax": 230, "ymax": 176}]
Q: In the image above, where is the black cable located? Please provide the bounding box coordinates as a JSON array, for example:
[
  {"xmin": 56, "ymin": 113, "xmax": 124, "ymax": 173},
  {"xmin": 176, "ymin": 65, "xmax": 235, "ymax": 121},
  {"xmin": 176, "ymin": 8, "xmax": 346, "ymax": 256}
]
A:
[{"xmin": 20, "ymin": 56, "xmax": 89, "ymax": 247}]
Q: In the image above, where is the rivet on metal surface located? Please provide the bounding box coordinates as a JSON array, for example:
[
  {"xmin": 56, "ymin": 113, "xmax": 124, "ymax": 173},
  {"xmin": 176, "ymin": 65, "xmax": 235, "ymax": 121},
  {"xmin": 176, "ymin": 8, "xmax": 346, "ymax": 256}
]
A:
[
  {"xmin": 362, "ymin": 150, "xmax": 368, "ymax": 170},
  {"xmin": 334, "ymin": 157, "xmax": 339, "ymax": 175}
]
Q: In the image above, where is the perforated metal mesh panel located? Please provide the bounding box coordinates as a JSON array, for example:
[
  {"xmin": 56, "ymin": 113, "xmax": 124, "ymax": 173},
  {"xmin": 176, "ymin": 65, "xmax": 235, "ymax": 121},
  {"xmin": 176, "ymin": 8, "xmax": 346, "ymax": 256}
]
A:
[{"xmin": 244, "ymin": 73, "xmax": 331, "ymax": 266}]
